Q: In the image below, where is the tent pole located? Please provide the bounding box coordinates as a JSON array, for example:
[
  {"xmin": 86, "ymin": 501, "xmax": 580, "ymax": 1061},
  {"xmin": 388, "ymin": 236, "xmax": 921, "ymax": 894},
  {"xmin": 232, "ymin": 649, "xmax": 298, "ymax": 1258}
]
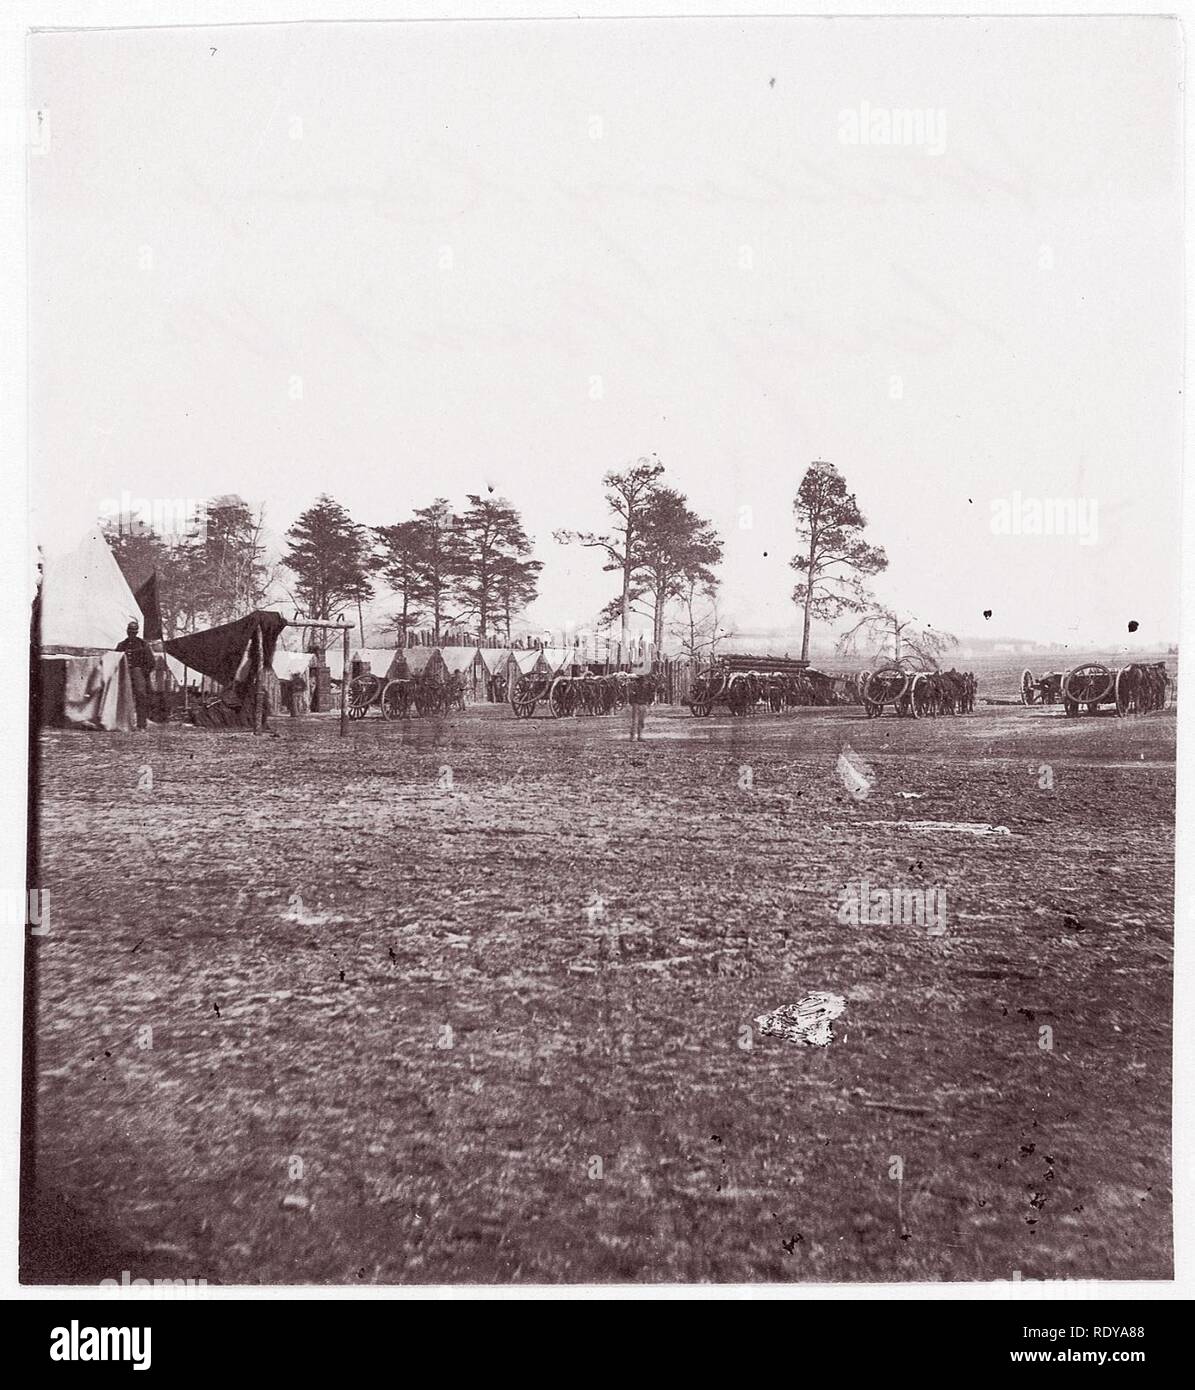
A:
[
  {"xmin": 341, "ymin": 625, "xmax": 349, "ymax": 738},
  {"xmin": 251, "ymin": 626, "xmax": 262, "ymax": 736}
]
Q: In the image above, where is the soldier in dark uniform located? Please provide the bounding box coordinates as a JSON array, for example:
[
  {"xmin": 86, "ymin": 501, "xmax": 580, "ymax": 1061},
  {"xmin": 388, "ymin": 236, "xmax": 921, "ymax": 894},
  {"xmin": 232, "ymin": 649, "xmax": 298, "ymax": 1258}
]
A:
[
  {"xmin": 627, "ymin": 671, "xmax": 654, "ymax": 741},
  {"xmin": 116, "ymin": 619, "xmax": 155, "ymax": 730}
]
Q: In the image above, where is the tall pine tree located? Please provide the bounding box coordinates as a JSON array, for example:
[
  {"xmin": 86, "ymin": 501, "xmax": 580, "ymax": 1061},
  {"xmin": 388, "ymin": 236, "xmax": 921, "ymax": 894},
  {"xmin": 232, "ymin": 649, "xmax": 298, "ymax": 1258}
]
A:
[
  {"xmin": 283, "ymin": 495, "xmax": 374, "ymax": 627},
  {"xmin": 790, "ymin": 461, "xmax": 887, "ymax": 661},
  {"xmin": 455, "ymin": 494, "xmax": 540, "ymax": 638}
]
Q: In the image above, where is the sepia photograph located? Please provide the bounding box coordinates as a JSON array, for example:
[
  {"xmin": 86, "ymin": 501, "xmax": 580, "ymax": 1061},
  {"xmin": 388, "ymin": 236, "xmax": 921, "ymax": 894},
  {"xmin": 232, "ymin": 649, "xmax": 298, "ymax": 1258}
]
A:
[{"xmin": 9, "ymin": 7, "xmax": 1185, "ymax": 1301}]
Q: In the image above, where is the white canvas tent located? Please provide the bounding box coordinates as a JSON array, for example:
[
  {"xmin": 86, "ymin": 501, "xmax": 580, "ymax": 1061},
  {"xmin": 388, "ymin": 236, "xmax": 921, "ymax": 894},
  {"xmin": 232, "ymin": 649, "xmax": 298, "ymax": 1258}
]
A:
[
  {"xmin": 539, "ymin": 646, "xmax": 576, "ymax": 674},
  {"xmin": 349, "ymin": 647, "xmax": 400, "ymax": 679},
  {"xmin": 40, "ymin": 531, "xmax": 142, "ymax": 652},
  {"xmin": 439, "ymin": 646, "xmax": 484, "ymax": 701},
  {"xmin": 479, "ymin": 647, "xmax": 514, "ymax": 675},
  {"xmin": 439, "ymin": 646, "xmax": 480, "ymax": 674},
  {"xmin": 37, "ymin": 531, "xmax": 140, "ymax": 731},
  {"xmin": 513, "ymin": 647, "xmax": 548, "ymax": 676},
  {"xmin": 479, "ymin": 647, "xmax": 516, "ymax": 699}
]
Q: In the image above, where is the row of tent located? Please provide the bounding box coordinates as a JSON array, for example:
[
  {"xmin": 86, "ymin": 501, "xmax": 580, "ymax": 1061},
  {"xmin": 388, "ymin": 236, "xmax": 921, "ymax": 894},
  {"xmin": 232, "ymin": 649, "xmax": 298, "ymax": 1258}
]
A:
[
  {"xmin": 34, "ymin": 531, "xmax": 597, "ymax": 728},
  {"xmin": 343, "ymin": 644, "xmax": 580, "ymax": 699},
  {"xmin": 173, "ymin": 638, "xmax": 586, "ymax": 705}
]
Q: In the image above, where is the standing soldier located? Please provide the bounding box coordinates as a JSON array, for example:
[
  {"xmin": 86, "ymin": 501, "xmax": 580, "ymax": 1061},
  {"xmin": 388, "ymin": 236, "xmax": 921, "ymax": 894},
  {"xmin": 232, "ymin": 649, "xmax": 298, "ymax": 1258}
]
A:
[
  {"xmin": 116, "ymin": 619, "xmax": 155, "ymax": 731},
  {"xmin": 628, "ymin": 671, "xmax": 652, "ymax": 741}
]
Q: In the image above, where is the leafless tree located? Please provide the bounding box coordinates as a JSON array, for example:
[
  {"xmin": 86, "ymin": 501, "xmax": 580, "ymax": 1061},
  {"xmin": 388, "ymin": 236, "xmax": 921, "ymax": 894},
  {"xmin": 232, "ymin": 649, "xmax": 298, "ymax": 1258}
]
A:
[{"xmin": 838, "ymin": 602, "xmax": 958, "ymax": 669}]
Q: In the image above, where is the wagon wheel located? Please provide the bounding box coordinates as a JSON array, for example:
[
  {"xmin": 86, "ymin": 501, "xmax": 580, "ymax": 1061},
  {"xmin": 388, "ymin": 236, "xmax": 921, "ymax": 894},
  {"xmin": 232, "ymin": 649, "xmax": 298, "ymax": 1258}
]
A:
[
  {"xmin": 865, "ymin": 667, "xmax": 909, "ymax": 716},
  {"xmin": 1061, "ymin": 663, "xmax": 1114, "ymax": 709},
  {"xmin": 904, "ymin": 673, "xmax": 925, "ymax": 719},
  {"xmin": 547, "ymin": 676, "xmax": 571, "ymax": 719},
  {"xmin": 1020, "ymin": 668, "xmax": 1036, "ymax": 706},
  {"xmin": 510, "ymin": 678, "xmax": 537, "ymax": 719},
  {"xmin": 1114, "ymin": 667, "xmax": 1135, "ymax": 718},
  {"xmin": 347, "ymin": 675, "xmax": 376, "ymax": 720}
]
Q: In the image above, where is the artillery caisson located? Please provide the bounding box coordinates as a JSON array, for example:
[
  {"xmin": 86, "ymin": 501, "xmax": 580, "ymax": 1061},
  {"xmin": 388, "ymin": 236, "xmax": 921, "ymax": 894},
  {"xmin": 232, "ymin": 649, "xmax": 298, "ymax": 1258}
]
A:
[
  {"xmin": 861, "ymin": 662, "xmax": 977, "ymax": 718},
  {"xmin": 346, "ymin": 669, "xmax": 460, "ymax": 721},
  {"xmin": 686, "ymin": 654, "xmax": 818, "ymax": 716},
  {"xmin": 510, "ymin": 669, "xmax": 634, "ymax": 719},
  {"xmin": 861, "ymin": 664, "xmax": 914, "ymax": 718},
  {"xmin": 1059, "ymin": 661, "xmax": 1171, "ymax": 717},
  {"xmin": 345, "ymin": 669, "xmax": 400, "ymax": 722}
]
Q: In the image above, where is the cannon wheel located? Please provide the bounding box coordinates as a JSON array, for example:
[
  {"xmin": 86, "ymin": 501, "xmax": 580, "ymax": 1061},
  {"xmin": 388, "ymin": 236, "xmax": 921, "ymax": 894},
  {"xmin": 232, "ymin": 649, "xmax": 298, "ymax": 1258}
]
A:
[
  {"xmin": 509, "ymin": 676, "xmax": 536, "ymax": 718},
  {"xmin": 1021, "ymin": 668, "xmax": 1036, "ymax": 706},
  {"xmin": 904, "ymin": 673, "xmax": 925, "ymax": 719},
  {"xmin": 548, "ymin": 676, "xmax": 571, "ymax": 719},
  {"xmin": 863, "ymin": 667, "xmax": 909, "ymax": 717},
  {"xmin": 1062, "ymin": 663, "xmax": 1114, "ymax": 710},
  {"xmin": 347, "ymin": 675, "xmax": 377, "ymax": 720}
]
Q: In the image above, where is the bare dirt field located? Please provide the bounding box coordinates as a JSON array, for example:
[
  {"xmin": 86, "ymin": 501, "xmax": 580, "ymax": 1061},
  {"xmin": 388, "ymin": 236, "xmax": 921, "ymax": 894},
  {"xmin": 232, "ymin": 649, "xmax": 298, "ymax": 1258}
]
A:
[{"xmin": 27, "ymin": 682, "xmax": 1174, "ymax": 1284}]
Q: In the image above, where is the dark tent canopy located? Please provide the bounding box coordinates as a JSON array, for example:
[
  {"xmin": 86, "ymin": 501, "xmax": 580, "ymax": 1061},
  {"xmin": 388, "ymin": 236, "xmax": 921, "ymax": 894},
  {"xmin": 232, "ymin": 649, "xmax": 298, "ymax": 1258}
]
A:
[
  {"xmin": 164, "ymin": 611, "xmax": 287, "ymax": 686},
  {"xmin": 112, "ymin": 553, "xmax": 164, "ymax": 641},
  {"xmin": 133, "ymin": 573, "xmax": 163, "ymax": 641}
]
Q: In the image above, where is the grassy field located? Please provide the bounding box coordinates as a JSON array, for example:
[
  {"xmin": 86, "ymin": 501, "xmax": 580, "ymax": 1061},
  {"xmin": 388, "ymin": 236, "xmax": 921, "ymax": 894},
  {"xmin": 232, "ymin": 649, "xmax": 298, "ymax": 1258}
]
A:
[{"xmin": 26, "ymin": 669, "xmax": 1174, "ymax": 1284}]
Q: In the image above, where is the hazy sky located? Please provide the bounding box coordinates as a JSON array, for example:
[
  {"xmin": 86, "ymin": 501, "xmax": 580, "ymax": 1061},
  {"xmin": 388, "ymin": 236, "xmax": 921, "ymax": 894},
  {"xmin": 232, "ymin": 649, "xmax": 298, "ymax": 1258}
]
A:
[{"xmin": 28, "ymin": 17, "xmax": 1182, "ymax": 646}]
